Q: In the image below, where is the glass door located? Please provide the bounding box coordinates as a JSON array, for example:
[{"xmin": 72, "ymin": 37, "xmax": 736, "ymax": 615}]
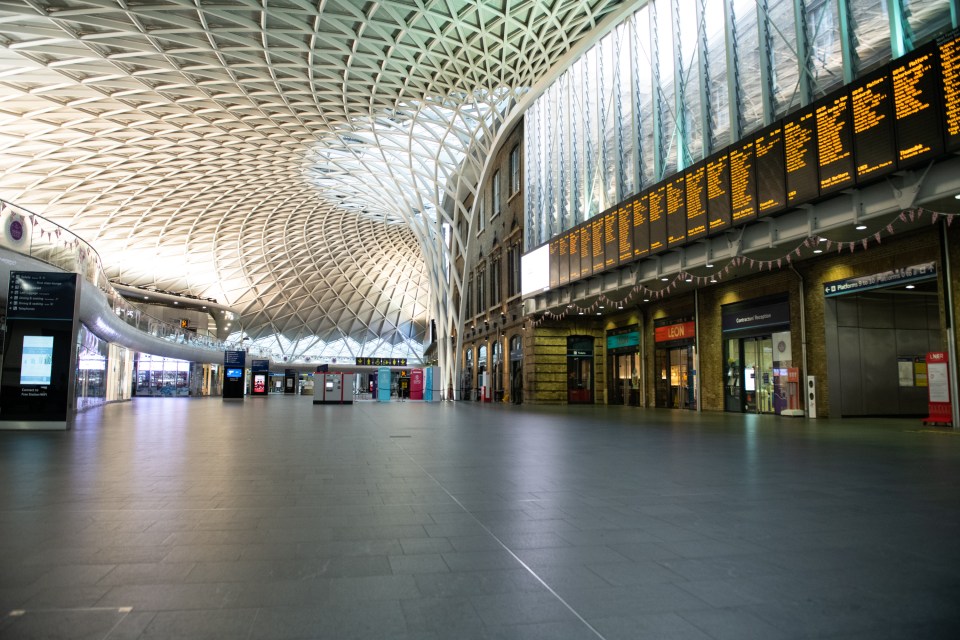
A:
[
  {"xmin": 742, "ymin": 337, "xmax": 775, "ymax": 414},
  {"xmin": 610, "ymin": 352, "xmax": 638, "ymax": 405},
  {"xmin": 670, "ymin": 347, "xmax": 696, "ymax": 410}
]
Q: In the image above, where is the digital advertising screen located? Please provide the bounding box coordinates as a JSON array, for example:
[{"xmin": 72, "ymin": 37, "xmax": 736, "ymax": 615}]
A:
[
  {"xmin": 226, "ymin": 368, "xmax": 243, "ymax": 379},
  {"xmin": 253, "ymin": 374, "xmax": 266, "ymax": 394},
  {"xmin": 521, "ymin": 243, "xmax": 551, "ymax": 296},
  {"xmin": 20, "ymin": 336, "xmax": 54, "ymax": 385}
]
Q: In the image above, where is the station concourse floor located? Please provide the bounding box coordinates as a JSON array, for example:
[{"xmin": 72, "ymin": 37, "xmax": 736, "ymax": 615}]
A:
[{"xmin": 1, "ymin": 398, "xmax": 959, "ymax": 640}]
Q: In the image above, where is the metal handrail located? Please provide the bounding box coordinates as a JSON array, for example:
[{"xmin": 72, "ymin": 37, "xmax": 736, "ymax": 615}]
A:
[{"xmin": 0, "ymin": 199, "xmax": 264, "ymax": 357}]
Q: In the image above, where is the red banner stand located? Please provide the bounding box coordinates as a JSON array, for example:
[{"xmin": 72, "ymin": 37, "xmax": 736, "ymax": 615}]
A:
[{"xmin": 923, "ymin": 352, "xmax": 953, "ymax": 426}]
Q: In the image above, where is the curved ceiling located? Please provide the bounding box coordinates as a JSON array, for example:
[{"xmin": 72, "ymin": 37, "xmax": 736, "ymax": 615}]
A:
[{"xmin": 0, "ymin": 0, "xmax": 625, "ymax": 361}]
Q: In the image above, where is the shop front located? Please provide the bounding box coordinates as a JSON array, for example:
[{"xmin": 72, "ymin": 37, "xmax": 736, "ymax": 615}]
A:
[
  {"xmin": 721, "ymin": 295, "xmax": 793, "ymax": 414},
  {"xmin": 654, "ymin": 317, "xmax": 696, "ymax": 410},
  {"xmin": 607, "ymin": 326, "xmax": 640, "ymax": 406}
]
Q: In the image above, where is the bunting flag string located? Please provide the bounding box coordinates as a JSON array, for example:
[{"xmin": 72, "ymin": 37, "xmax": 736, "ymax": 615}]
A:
[{"xmin": 526, "ymin": 206, "xmax": 959, "ymax": 327}]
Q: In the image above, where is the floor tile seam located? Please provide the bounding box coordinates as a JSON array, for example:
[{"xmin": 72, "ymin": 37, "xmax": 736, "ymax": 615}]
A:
[{"xmin": 389, "ymin": 441, "xmax": 609, "ymax": 640}]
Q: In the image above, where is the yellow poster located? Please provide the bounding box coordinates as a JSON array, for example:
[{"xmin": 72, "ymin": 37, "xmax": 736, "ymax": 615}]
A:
[{"xmin": 914, "ymin": 361, "xmax": 928, "ymax": 387}]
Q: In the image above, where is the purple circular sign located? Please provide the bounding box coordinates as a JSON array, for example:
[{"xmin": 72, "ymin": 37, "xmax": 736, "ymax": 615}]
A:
[{"xmin": 10, "ymin": 220, "xmax": 23, "ymax": 241}]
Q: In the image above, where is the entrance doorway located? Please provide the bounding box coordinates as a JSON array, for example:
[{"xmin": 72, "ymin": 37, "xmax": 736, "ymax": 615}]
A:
[
  {"xmin": 610, "ymin": 352, "xmax": 640, "ymax": 405},
  {"xmin": 567, "ymin": 335, "xmax": 594, "ymax": 404},
  {"xmin": 725, "ymin": 336, "xmax": 775, "ymax": 413},
  {"xmin": 655, "ymin": 346, "xmax": 696, "ymax": 409}
]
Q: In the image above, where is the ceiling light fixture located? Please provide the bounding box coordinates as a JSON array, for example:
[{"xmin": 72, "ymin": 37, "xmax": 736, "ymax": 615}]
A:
[
  {"xmin": 906, "ymin": 284, "xmax": 916, "ymax": 289},
  {"xmin": 705, "ymin": 263, "xmax": 714, "ymax": 268},
  {"xmin": 813, "ymin": 248, "xmax": 823, "ymax": 254},
  {"xmin": 660, "ymin": 277, "xmax": 668, "ymax": 282},
  {"xmin": 855, "ymin": 224, "xmax": 867, "ymax": 231}
]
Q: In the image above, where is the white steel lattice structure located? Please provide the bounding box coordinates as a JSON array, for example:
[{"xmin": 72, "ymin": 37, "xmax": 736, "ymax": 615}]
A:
[{"xmin": 0, "ymin": 0, "xmax": 629, "ymax": 383}]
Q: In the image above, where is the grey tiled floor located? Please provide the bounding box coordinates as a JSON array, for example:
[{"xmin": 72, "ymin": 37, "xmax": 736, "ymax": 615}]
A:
[{"xmin": 1, "ymin": 398, "xmax": 959, "ymax": 639}]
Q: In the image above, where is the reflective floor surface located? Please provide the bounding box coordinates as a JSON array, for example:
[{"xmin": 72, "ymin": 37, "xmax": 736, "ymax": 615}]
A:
[{"xmin": 1, "ymin": 398, "xmax": 959, "ymax": 639}]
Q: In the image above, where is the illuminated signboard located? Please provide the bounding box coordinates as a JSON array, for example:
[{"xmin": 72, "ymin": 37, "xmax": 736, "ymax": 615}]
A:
[
  {"xmin": 816, "ymin": 90, "xmax": 856, "ymax": 195},
  {"xmin": 533, "ymin": 30, "xmax": 960, "ymax": 294},
  {"xmin": 685, "ymin": 161, "xmax": 708, "ymax": 241},
  {"xmin": 356, "ymin": 358, "xmax": 408, "ymax": 366},
  {"xmin": 754, "ymin": 124, "xmax": 786, "ymax": 216}
]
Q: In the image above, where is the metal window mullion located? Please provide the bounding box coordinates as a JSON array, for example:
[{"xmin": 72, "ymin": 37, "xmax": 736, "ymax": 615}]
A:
[
  {"xmin": 887, "ymin": 0, "xmax": 909, "ymax": 58},
  {"xmin": 616, "ymin": 28, "xmax": 628, "ymax": 200},
  {"xmin": 651, "ymin": 0, "xmax": 665, "ymax": 179},
  {"xmin": 673, "ymin": 0, "xmax": 689, "ymax": 170},
  {"xmin": 793, "ymin": 0, "xmax": 814, "ymax": 107},
  {"xmin": 631, "ymin": 14, "xmax": 644, "ymax": 189},
  {"xmin": 724, "ymin": 0, "xmax": 742, "ymax": 143},
  {"xmin": 837, "ymin": 0, "xmax": 856, "ymax": 83},
  {"xmin": 953, "ymin": 0, "xmax": 959, "ymax": 29},
  {"xmin": 697, "ymin": 0, "xmax": 712, "ymax": 158},
  {"xmin": 757, "ymin": 0, "xmax": 777, "ymax": 126}
]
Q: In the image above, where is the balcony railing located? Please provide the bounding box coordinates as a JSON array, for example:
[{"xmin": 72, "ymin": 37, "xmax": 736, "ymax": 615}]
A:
[{"xmin": 0, "ymin": 199, "xmax": 263, "ymax": 357}]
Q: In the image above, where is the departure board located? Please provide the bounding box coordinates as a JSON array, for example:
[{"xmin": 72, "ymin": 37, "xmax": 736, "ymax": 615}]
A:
[
  {"xmin": 534, "ymin": 30, "xmax": 960, "ymax": 296},
  {"xmin": 591, "ymin": 218, "xmax": 605, "ymax": 272},
  {"xmin": 632, "ymin": 194, "xmax": 650, "ymax": 259},
  {"xmin": 666, "ymin": 175, "xmax": 687, "ymax": 247},
  {"xmin": 707, "ymin": 153, "xmax": 732, "ymax": 235},
  {"xmin": 568, "ymin": 226, "xmax": 581, "ymax": 281},
  {"xmin": 558, "ymin": 232, "xmax": 570, "ymax": 285},
  {"xmin": 940, "ymin": 32, "xmax": 960, "ymax": 151},
  {"xmin": 617, "ymin": 203, "xmax": 633, "ymax": 263},
  {"xmin": 649, "ymin": 183, "xmax": 667, "ymax": 254},
  {"xmin": 851, "ymin": 69, "xmax": 897, "ymax": 180},
  {"xmin": 580, "ymin": 225, "xmax": 593, "ymax": 278},
  {"xmin": 604, "ymin": 210, "xmax": 618, "ymax": 267},
  {"xmin": 754, "ymin": 124, "xmax": 786, "ymax": 216},
  {"xmin": 784, "ymin": 108, "xmax": 819, "ymax": 206},
  {"xmin": 730, "ymin": 140, "xmax": 757, "ymax": 224},
  {"xmin": 549, "ymin": 239, "xmax": 559, "ymax": 289},
  {"xmin": 816, "ymin": 91, "xmax": 856, "ymax": 195},
  {"xmin": 685, "ymin": 161, "xmax": 708, "ymax": 241},
  {"xmin": 892, "ymin": 43, "xmax": 943, "ymax": 166}
]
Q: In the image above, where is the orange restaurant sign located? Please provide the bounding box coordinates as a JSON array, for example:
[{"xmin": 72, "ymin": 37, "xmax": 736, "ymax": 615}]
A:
[{"xmin": 654, "ymin": 321, "xmax": 696, "ymax": 343}]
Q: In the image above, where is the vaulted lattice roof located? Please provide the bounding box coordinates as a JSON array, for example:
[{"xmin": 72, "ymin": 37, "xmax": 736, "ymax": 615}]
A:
[{"xmin": 0, "ymin": 0, "xmax": 625, "ymax": 362}]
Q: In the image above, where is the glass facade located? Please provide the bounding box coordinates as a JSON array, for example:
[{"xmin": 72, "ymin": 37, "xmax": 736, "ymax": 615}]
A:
[
  {"xmin": 76, "ymin": 325, "xmax": 108, "ymax": 411},
  {"xmin": 135, "ymin": 354, "xmax": 192, "ymax": 397},
  {"xmin": 524, "ymin": 0, "xmax": 956, "ymax": 249}
]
